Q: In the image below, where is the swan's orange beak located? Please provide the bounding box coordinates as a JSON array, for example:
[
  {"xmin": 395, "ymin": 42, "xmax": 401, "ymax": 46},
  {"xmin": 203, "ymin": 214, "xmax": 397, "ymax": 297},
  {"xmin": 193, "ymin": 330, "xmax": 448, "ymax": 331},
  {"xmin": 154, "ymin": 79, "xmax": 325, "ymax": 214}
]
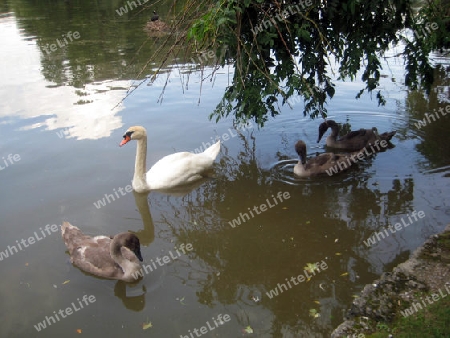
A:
[{"xmin": 120, "ymin": 135, "xmax": 131, "ymax": 147}]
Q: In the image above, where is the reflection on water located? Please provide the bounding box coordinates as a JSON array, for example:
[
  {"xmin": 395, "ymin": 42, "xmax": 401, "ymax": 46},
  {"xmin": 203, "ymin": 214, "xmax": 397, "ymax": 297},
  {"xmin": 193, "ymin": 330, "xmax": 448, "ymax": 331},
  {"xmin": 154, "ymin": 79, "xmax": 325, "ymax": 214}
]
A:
[
  {"xmin": 130, "ymin": 180, "xmax": 210, "ymax": 246},
  {"xmin": 131, "ymin": 192, "xmax": 155, "ymax": 246},
  {"xmin": 114, "ymin": 281, "xmax": 147, "ymax": 312},
  {"xmin": 0, "ymin": 15, "xmax": 126, "ymax": 140},
  {"xmin": 0, "ymin": 0, "xmax": 449, "ymax": 337}
]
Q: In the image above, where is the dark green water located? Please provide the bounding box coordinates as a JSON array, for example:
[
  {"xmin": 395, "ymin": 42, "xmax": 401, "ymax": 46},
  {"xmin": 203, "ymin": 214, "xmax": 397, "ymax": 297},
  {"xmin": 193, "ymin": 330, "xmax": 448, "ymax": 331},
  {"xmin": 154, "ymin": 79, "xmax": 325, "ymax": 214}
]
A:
[{"xmin": 0, "ymin": 1, "xmax": 449, "ymax": 337}]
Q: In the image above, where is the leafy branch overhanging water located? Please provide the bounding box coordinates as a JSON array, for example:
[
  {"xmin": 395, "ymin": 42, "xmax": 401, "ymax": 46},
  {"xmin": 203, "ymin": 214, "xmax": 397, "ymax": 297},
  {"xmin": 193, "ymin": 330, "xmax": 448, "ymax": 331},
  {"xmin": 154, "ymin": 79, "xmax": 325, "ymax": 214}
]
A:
[{"xmin": 136, "ymin": 0, "xmax": 449, "ymax": 126}]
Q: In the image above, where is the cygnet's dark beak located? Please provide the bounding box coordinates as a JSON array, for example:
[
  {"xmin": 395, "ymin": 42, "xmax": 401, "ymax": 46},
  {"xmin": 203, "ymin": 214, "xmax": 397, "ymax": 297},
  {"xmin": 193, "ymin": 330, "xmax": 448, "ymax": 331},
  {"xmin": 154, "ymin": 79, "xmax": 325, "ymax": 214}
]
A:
[
  {"xmin": 317, "ymin": 122, "xmax": 328, "ymax": 143},
  {"xmin": 135, "ymin": 248, "xmax": 143, "ymax": 262}
]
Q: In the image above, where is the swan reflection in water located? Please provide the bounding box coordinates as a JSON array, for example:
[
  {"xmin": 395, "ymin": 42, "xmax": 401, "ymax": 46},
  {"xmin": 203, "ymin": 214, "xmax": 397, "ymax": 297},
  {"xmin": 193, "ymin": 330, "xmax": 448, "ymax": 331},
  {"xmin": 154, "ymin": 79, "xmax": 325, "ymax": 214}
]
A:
[
  {"xmin": 114, "ymin": 280, "xmax": 147, "ymax": 312},
  {"xmin": 131, "ymin": 177, "xmax": 210, "ymax": 245},
  {"xmin": 113, "ymin": 176, "xmax": 212, "ymax": 309}
]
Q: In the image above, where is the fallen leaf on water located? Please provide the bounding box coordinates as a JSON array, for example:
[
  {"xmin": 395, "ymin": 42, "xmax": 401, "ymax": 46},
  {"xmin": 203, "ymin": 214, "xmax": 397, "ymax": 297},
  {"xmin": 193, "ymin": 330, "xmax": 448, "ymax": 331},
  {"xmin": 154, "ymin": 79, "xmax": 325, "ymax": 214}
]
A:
[
  {"xmin": 242, "ymin": 325, "xmax": 253, "ymax": 334},
  {"xmin": 282, "ymin": 207, "xmax": 288, "ymax": 210},
  {"xmin": 76, "ymin": 329, "xmax": 82, "ymax": 334},
  {"xmin": 314, "ymin": 300, "xmax": 320, "ymax": 304},
  {"xmin": 334, "ymin": 238, "xmax": 339, "ymax": 243},
  {"xmin": 62, "ymin": 280, "xmax": 70, "ymax": 285},
  {"xmin": 304, "ymin": 262, "xmax": 318, "ymax": 274},
  {"xmin": 142, "ymin": 321, "xmax": 152, "ymax": 330},
  {"xmin": 340, "ymin": 272, "xmax": 349, "ymax": 277},
  {"xmin": 309, "ymin": 308, "xmax": 320, "ymax": 318},
  {"xmin": 306, "ymin": 221, "xmax": 310, "ymax": 224},
  {"xmin": 335, "ymin": 252, "xmax": 342, "ymax": 255}
]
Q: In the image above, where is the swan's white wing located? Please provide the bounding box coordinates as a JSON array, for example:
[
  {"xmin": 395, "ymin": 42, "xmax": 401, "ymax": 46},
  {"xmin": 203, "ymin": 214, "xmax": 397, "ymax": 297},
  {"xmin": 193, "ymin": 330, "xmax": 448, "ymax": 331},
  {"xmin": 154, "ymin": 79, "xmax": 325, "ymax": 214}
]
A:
[{"xmin": 146, "ymin": 152, "xmax": 215, "ymax": 190}]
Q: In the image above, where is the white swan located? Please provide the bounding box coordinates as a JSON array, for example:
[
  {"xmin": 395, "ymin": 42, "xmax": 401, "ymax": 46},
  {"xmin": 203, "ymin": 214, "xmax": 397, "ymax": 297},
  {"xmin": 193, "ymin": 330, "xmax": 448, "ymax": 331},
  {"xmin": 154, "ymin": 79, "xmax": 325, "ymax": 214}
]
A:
[
  {"xmin": 61, "ymin": 222, "xmax": 143, "ymax": 282},
  {"xmin": 120, "ymin": 126, "xmax": 221, "ymax": 193}
]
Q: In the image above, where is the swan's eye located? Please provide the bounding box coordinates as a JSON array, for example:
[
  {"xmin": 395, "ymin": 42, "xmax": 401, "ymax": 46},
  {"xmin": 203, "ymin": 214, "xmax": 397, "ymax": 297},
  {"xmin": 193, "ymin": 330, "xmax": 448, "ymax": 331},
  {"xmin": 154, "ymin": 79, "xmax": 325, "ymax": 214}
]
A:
[{"xmin": 124, "ymin": 131, "xmax": 134, "ymax": 138}]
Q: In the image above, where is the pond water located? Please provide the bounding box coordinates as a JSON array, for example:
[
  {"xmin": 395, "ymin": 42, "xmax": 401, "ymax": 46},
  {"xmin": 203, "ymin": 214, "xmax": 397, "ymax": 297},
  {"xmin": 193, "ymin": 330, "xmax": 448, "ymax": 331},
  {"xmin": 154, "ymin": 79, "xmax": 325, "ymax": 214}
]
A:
[{"xmin": 0, "ymin": 1, "xmax": 449, "ymax": 337}]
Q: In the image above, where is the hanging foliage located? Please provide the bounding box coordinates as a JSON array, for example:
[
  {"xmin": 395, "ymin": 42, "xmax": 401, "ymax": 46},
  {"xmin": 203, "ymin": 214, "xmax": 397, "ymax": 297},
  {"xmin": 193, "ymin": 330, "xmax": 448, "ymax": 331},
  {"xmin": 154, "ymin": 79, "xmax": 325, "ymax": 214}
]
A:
[{"xmin": 187, "ymin": 0, "xmax": 450, "ymax": 126}]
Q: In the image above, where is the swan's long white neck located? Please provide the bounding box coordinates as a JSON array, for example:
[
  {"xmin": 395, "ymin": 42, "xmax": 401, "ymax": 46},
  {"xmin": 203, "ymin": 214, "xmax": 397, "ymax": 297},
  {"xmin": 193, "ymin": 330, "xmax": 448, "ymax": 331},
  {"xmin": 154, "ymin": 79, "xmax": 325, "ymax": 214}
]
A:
[{"xmin": 133, "ymin": 136, "xmax": 149, "ymax": 190}]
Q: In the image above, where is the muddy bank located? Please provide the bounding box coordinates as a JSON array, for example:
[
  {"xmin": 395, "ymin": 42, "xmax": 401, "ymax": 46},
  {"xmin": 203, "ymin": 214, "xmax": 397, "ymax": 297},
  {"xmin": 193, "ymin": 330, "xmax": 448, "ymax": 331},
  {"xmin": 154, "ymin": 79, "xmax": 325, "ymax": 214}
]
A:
[{"xmin": 332, "ymin": 224, "xmax": 450, "ymax": 338}]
